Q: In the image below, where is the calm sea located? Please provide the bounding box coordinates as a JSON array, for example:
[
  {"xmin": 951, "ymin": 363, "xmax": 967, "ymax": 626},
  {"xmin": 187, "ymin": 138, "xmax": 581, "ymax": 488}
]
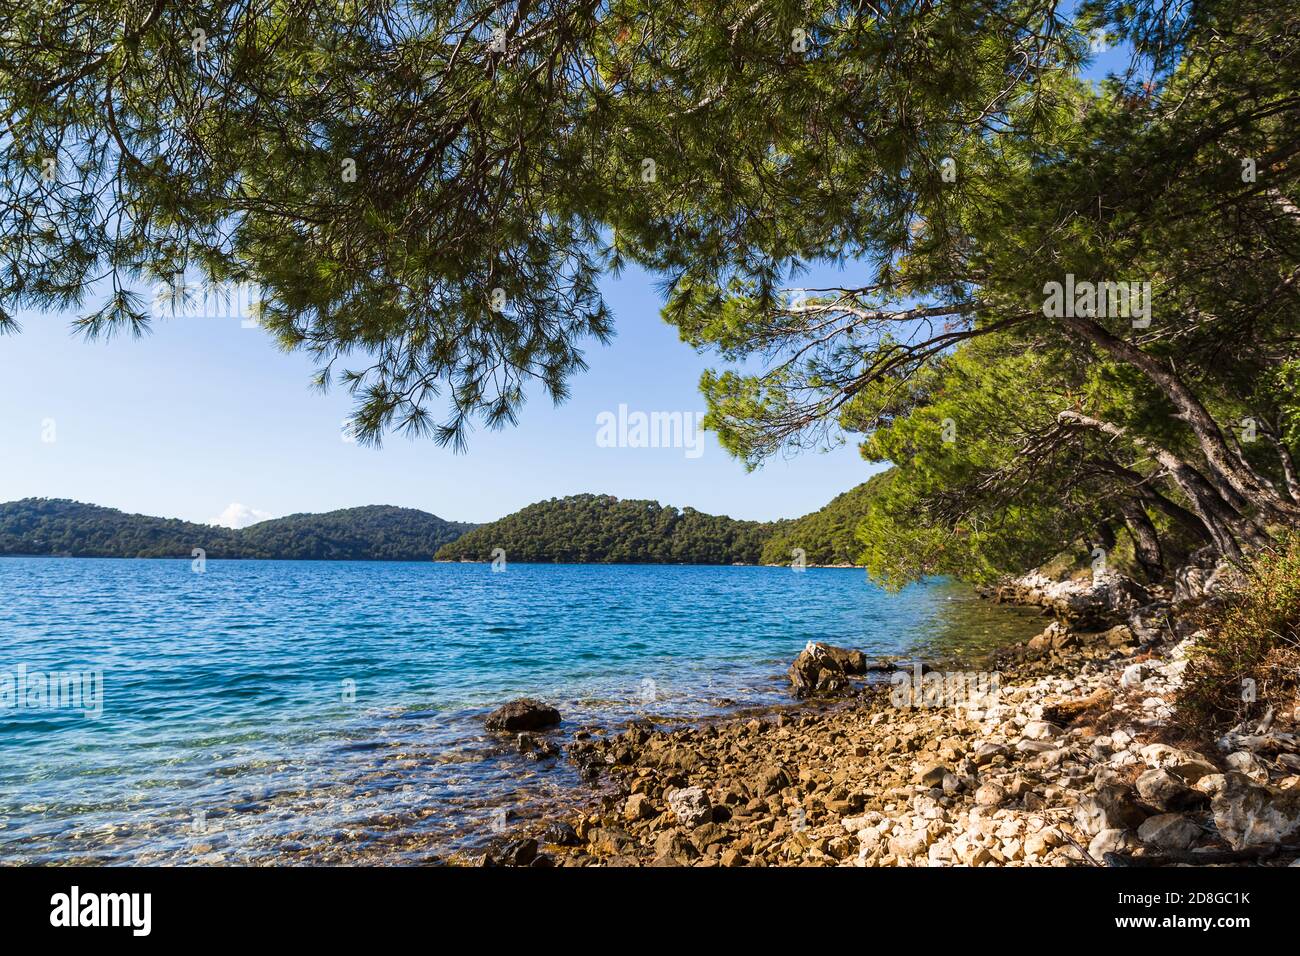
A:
[{"xmin": 0, "ymin": 558, "xmax": 1041, "ymax": 864}]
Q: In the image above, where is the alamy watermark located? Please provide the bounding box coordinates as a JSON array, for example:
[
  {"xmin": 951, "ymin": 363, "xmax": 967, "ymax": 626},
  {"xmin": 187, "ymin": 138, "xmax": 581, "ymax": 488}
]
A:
[
  {"xmin": 596, "ymin": 404, "xmax": 706, "ymax": 459},
  {"xmin": 1042, "ymin": 273, "xmax": 1151, "ymax": 328},
  {"xmin": 0, "ymin": 664, "xmax": 103, "ymax": 718},
  {"xmin": 890, "ymin": 664, "xmax": 1001, "ymax": 713},
  {"xmin": 150, "ymin": 275, "xmax": 262, "ymax": 327}
]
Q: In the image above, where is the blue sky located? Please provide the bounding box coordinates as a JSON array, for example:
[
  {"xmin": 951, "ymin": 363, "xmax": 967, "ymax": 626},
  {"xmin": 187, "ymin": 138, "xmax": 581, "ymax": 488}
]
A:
[{"xmin": 0, "ymin": 264, "xmax": 880, "ymax": 526}]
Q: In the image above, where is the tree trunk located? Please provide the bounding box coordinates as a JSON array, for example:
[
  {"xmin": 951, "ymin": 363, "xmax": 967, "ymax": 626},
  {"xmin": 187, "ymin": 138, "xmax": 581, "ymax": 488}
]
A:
[
  {"xmin": 1094, "ymin": 519, "xmax": 1117, "ymax": 553},
  {"xmin": 1265, "ymin": 433, "xmax": 1300, "ymax": 502},
  {"xmin": 1058, "ymin": 315, "xmax": 1300, "ymax": 523},
  {"xmin": 1060, "ymin": 410, "xmax": 1271, "ymax": 561},
  {"xmin": 1095, "ymin": 458, "xmax": 1214, "ymax": 545},
  {"xmin": 1119, "ymin": 498, "xmax": 1165, "ymax": 582}
]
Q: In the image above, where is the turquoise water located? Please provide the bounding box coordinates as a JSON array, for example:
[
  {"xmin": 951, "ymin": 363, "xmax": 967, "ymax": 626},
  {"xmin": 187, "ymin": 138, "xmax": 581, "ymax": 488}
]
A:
[{"xmin": 0, "ymin": 558, "xmax": 1040, "ymax": 864}]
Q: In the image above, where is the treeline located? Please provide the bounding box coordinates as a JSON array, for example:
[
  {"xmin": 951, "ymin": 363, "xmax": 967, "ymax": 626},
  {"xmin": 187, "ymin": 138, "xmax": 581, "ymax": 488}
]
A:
[
  {"xmin": 434, "ymin": 494, "xmax": 780, "ymax": 564},
  {"xmin": 0, "ymin": 499, "xmax": 473, "ymax": 560},
  {"xmin": 2, "ymin": 493, "xmax": 886, "ymax": 566}
]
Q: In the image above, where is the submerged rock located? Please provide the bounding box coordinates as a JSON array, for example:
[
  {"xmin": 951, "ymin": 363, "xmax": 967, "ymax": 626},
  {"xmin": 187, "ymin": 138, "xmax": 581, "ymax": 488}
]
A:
[
  {"xmin": 485, "ymin": 698, "xmax": 561, "ymax": 732},
  {"xmin": 516, "ymin": 732, "xmax": 561, "ymax": 760}
]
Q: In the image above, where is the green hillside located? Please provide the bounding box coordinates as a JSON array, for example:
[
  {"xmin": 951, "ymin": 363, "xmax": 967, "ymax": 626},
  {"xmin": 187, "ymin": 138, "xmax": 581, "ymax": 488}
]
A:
[
  {"xmin": 758, "ymin": 471, "xmax": 891, "ymax": 566},
  {"xmin": 434, "ymin": 493, "xmax": 779, "ymax": 564}
]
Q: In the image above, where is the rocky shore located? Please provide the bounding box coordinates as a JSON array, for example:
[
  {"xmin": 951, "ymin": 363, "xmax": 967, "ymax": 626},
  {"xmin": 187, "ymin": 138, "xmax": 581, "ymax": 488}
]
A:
[{"xmin": 471, "ymin": 570, "xmax": 1300, "ymax": 867}]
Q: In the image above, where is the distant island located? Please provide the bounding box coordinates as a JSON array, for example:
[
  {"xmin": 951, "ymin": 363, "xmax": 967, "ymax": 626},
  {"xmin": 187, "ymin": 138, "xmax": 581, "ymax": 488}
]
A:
[
  {"xmin": 0, "ymin": 500, "xmax": 474, "ymax": 561},
  {"xmin": 0, "ymin": 485, "xmax": 880, "ymax": 564}
]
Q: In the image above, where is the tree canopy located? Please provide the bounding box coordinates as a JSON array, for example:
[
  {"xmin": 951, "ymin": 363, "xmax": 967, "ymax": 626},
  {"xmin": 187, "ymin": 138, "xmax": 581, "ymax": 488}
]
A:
[{"xmin": 3, "ymin": 1, "xmax": 1296, "ymax": 578}]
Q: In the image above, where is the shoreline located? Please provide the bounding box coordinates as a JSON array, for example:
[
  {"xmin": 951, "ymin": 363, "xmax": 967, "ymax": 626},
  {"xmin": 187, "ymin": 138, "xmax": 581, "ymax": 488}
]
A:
[{"xmin": 466, "ymin": 585, "xmax": 1300, "ymax": 867}]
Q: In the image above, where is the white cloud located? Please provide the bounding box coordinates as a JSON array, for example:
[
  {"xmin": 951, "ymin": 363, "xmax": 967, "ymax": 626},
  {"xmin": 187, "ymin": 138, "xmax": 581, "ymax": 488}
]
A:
[{"xmin": 209, "ymin": 503, "xmax": 274, "ymax": 529}]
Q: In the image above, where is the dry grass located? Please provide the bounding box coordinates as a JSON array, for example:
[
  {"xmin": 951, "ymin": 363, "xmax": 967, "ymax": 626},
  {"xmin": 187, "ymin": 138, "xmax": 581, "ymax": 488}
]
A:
[{"xmin": 1176, "ymin": 533, "xmax": 1300, "ymax": 734}]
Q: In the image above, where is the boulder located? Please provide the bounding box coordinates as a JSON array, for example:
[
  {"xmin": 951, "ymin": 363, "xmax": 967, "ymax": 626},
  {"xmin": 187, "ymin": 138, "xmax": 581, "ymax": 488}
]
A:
[
  {"xmin": 1137, "ymin": 743, "xmax": 1217, "ymax": 782},
  {"xmin": 1135, "ymin": 768, "xmax": 1209, "ymax": 813},
  {"xmin": 667, "ymin": 786, "xmax": 712, "ymax": 827},
  {"xmin": 586, "ymin": 826, "xmax": 636, "ymax": 856},
  {"xmin": 1120, "ymin": 663, "xmax": 1150, "ymax": 688},
  {"xmin": 1022, "ymin": 720, "xmax": 1063, "ymax": 741},
  {"xmin": 915, "ymin": 762, "xmax": 950, "ymax": 787},
  {"xmin": 1027, "ymin": 622, "xmax": 1068, "ymax": 655},
  {"xmin": 1173, "ymin": 565, "xmax": 1210, "ymax": 605},
  {"xmin": 749, "ymin": 765, "xmax": 792, "ymax": 798},
  {"xmin": 485, "ymin": 698, "xmax": 561, "ymax": 732},
  {"xmin": 1208, "ymin": 773, "xmax": 1300, "ymax": 849},
  {"xmin": 482, "ymin": 837, "xmax": 538, "ymax": 867},
  {"xmin": 1137, "ymin": 813, "xmax": 1202, "ymax": 851},
  {"xmin": 1005, "ymin": 571, "xmax": 1151, "ymax": 627},
  {"xmin": 1089, "ymin": 828, "xmax": 1137, "ymax": 858},
  {"xmin": 1204, "ymin": 560, "xmax": 1247, "ymax": 597},
  {"xmin": 1075, "ymin": 784, "xmax": 1149, "ymax": 836},
  {"xmin": 787, "ymin": 642, "xmax": 866, "ymax": 698},
  {"xmin": 623, "ymin": 793, "xmax": 655, "ymax": 822},
  {"xmin": 652, "ymin": 829, "xmax": 699, "ymax": 865},
  {"xmin": 971, "ymin": 742, "xmax": 1009, "ymax": 766}
]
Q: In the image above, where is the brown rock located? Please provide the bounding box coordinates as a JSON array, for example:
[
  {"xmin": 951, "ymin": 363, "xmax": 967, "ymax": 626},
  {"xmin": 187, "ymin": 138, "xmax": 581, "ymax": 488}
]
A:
[{"xmin": 484, "ymin": 698, "xmax": 561, "ymax": 732}]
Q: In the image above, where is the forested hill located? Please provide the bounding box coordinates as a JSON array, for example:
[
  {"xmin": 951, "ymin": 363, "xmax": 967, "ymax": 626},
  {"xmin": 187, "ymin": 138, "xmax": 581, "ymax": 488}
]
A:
[
  {"xmin": 758, "ymin": 472, "xmax": 891, "ymax": 566},
  {"xmin": 434, "ymin": 494, "xmax": 780, "ymax": 564},
  {"xmin": 0, "ymin": 499, "xmax": 474, "ymax": 560},
  {"xmin": 1, "ymin": 490, "xmax": 884, "ymax": 565}
]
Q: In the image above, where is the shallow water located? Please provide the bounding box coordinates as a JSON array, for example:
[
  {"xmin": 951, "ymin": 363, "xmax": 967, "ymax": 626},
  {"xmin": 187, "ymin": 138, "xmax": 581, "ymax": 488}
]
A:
[{"xmin": 0, "ymin": 558, "xmax": 1041, "ymax": 864}]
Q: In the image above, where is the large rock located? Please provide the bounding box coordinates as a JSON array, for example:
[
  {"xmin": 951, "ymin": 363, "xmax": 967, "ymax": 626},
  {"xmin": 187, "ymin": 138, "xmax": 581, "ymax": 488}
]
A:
[
  {"xmin": 1172, "ymin": 547, "xmax": 1243, "ymax": 605},
  {"xmin": 1089, "ymin": 828, "xmax": 1137, "ymax": 859},
  {"xmin": 1137, "ymin": 813, "xmax": 1202, "ymax": 851},
  {"xmin": 1207, "ymin": 773, "xmax": 1300, "ymax": 849},
  {"xmin": 1136, "ymin": 768, "xmax": 1209, "ymax": 813},
  {"xmin": 651, "ymin": 829, "xmax": 699, "ymax": 865},
  {"xmin": 586, "ymin": 827, "xmax": 636, "ymax": 856},
  {"xmin": 787, "ymin": 642, "xmax": 867, "ymax": 698},
  {"xmin": 484, "ymin": 698, "xmax": 561, "ymax": 732},
  {"xmin": 1172, "ymin": 564, "xmax": 1210, "ymax": 605},
  {"xmin": 1075, "ymin": 784, "xmax": 1149, "ymax": 836},
  {"xmin": 623, "ymin": 793, "xmax": 655, "ymax": 822},
  {"xmin": 749, "ymin": 765, "xmax": 792, "ymax": 797},
  {"xmin": 481, "ymin": 837, "xmax": 539, "ymax": 867},
  {"xmin": 667, "ymin": 786, "xmax": 712, "ymax": 827},
  {"xmin": 1001, "ymin": 571, "xmax": 1150, "ymax": 627},
  {"xmin": 915, "ymin": 762, "xmax": 951, "ymax": 787},
  {"xmin": 1137, "ymin": 743, "xmax": 1218, "ymax": 782},
  {"xmin": 540, "ymin": 821, "xmax": 580, "ymax": 846}
]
